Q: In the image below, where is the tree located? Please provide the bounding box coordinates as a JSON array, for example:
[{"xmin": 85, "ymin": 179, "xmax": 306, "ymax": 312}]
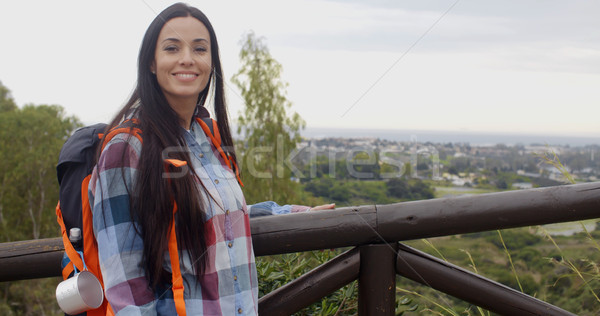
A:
[
  {"xmin": 0, "ymin": 81, "xmax": 17, "ymax": 113},
  {"xmin": 0, "ymin": 104, "xmax": 80, "ymax": 241},
  {"xmin": 386, "ymin": 178, "xmax": 434, "ymax": 201},
  {"xmin": 386, "ymin": 178, "xmax": 410, "ymax": 199},
  {"xmin": 232, "ymin": 32, "xmax": 305, "ymax": 204},
  {"xmin": 409, "ymin": 179, "xmax": 435, "ymax": 199},
  {"xmin": 496, "ymin": 178, "xmax": 508, "ymax": 190},
  {"xmin": 0, "ymin": 81, "xmax": 80, "ymax": 315}
]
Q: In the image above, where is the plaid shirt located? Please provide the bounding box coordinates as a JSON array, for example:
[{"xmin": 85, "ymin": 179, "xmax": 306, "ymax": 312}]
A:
[{"xmin": 89, "ymin": 119, "xmax": 309, "ymax": 315}]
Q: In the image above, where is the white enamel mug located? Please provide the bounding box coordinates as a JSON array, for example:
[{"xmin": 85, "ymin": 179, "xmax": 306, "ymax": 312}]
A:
[{"xmin": 56, "ymin": 271, "xmax": 104, "ymax": 315}]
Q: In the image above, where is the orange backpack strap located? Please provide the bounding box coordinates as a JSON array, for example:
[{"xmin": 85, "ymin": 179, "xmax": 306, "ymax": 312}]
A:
[
  {"xmin": 81, "ymin": 174, "xmax": 105, "ymax": 285},
  {"xmin": 164, "ymin": 159, "xmax": 188, "ymax": 316},
  {"xmin": 61, "ymin": 262, "xmax": 74, "ymax": 280},
  {"xmin": 168, "ymin": 202, "xmax": 186, "ymax": 316},
  {"xmin": 101, "ymin": 119, "xmax": 143, "ymax": 150},
  {"xmin": 56, "ymin": 202, "xmax": 85, "ymax": 275},
  {"xmin": 195, "ymin": 118, "xmax": 243, "ymax": 186}
]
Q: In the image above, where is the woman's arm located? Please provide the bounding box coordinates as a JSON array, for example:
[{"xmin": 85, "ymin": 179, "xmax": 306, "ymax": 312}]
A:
[
  {"xmin": 89, "ymin": 134, "xmax": 158, "ymax": 315},
  {"xmin": 247, "ymin": 201, "xmax": 335, "ymax": 218}
]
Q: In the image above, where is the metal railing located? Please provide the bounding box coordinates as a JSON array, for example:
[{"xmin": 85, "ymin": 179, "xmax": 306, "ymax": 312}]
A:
[{"xmin": 2, "ymin": 182, "xmax": 600, "ymax": 315}]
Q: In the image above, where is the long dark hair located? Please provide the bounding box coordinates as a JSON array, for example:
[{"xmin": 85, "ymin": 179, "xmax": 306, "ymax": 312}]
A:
[{"xmin": 100, "ymin": 3, "xmax": 237, "ymax": 289}]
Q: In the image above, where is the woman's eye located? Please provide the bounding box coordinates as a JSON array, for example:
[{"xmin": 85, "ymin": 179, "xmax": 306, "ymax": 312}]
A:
[
  {"xmin": 195, "ymin": 47, "xmax": 207, "ymax": 53},
  {"xmin": 164, "ymin": 45, "xmax": 178, "ymax": 52}
]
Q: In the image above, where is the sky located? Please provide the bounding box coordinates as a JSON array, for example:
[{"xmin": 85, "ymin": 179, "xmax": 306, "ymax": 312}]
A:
[{"xmin": 1, "ymin": 0, "xmax": 599, "ymax": 138}]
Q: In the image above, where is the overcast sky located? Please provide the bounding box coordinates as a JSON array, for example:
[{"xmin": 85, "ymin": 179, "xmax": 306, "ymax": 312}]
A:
[{"xmin": 1, "ymin": 0, "xmax": 599, "ymax": 137}]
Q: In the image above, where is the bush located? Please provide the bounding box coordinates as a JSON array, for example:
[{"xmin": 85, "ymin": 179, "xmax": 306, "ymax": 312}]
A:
[
  {"xmin": 386, "ymin": 178, "xmax": 435, "ymax": 201},
  {"xmin": 513, "ymin": 248, "xmax": 541, "ymax": 264},
  {"xmin": 485, "ymin": 230, "xmax": 542, "ymax": 250},
  {"xmin": 256, "ymin": 249, "xmax": 359, "ymax": 315}
]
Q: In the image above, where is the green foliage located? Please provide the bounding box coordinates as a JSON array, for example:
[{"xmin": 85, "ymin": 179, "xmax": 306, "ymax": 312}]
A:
[
  {"xmin": 0, "ymin": 81, "xmax": 17, "ymax": 113},
  {"xmin": 396, "ymin": 296, "xmax": 419, "ymax": 315},
  {"xmin": 449, "ymin": 157, "xmax": 472, "ymax": 173},
  {"xmin": 398, "ymin": 220, "xmax": 600, "ymax": 315},
  {"xmin": 0, "ymin": 104, "xmax": 80, "ymax": 241},
  {"xmin": 303, "ymin": 178, "xmax": 391, "ymax": 205},
  {"xmin": 512, "ymin": 247, "xmax": 551, "ymax": 272},
  {"xmin": 386, "ymin": 177, "xmax": 410, "ymax": 198},
  {"xmin": 300, "ymin": 165, "xmax": 435, "ymax": 206},
  {"xmin": 0, "ymin": 81, "xmax": 80, "ymax": 315},
  {"xmin": 386, "ymin": 178, "xmax": 435, "ymax": 200},
  {"xmin": 495, "ymin": 178, "xmax": 508, "ymax": 189},
  {"xmin": 232, "ymin": 32, "xmax": 305, "ymax": 204},
  {"xmin": 0, "ymin": 278, "xmax": 63, "ymax": 316},
  {"xmin": 256, "ymin": 249, "xmax": 360, "ymax": 315},
  {"xmin": 256, "ymin": 249, "xmax": 424, "ymax": 315},
  {"xmin": 485, "ymin": 229, "xmax": 542, "ymax": 250}
]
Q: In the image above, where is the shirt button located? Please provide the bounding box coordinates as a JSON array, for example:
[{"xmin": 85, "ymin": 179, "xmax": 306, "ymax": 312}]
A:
[
  {"xmin": 215, "ymin": 179, "xmax": 219, "ymax": 184},
  {"xmin": 238, "ymin": 308, "xmax": 243, "ymax": 314},
  {"xmin": 198, "ymin": 153, "xmax": 204, "ymax": 158},
  {"xmin": 225, "ymin": 210, "xmax": 230, "ymax": 215},
  {"xmin": 228, "ymin": 242, "xmax": 233, "ymax": 248},
  {"xmin": 233, "ymin": 275, "xmax": 237, "ymax": 281}
]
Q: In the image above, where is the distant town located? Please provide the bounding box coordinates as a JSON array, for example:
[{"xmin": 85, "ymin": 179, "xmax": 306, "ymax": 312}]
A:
[{"xmin": 294, "ymin": 137, "xmax": 599, "ymax": 189}]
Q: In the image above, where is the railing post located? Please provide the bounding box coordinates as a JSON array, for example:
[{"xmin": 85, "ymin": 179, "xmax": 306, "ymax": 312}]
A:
[{"xmin": 358, "ymin": 243, "xmax": 398, "ymax": 315}]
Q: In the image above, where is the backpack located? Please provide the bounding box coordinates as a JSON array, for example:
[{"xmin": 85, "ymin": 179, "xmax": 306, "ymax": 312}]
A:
[{"xmin": 55, "ymin": 117, "xmax": 239, "ymax": 316}]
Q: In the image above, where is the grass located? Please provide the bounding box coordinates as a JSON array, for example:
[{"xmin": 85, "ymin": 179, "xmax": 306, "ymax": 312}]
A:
[{"xmin": 398, "ymin": 225, "xmax": 600, "ymax": 314}]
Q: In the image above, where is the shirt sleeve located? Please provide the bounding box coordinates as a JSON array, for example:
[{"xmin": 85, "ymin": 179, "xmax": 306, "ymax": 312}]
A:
[
  {"xmin": 89, "ymin": 134, "xmax": 157, "ymax": 316},
  {"xmin": 247, "ymin": 201, "xmax": 311, "ymax": 218}
]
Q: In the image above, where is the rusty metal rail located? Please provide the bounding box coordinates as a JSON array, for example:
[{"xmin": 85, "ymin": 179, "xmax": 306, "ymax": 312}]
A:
[{"xmin": 2, "ymin": 182, "xmax": 599, "ymax": 315}]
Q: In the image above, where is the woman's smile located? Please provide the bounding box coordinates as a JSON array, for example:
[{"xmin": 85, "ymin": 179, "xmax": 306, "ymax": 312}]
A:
[{"xmin": 173, "ymin": 72, "xmax": 200, "ymax": 82}]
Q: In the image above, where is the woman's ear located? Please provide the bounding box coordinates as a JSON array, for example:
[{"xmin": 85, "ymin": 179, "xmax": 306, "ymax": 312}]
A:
[{"xmin": 150, "ymin": 62, "xmax": 156, "ymax": 74}]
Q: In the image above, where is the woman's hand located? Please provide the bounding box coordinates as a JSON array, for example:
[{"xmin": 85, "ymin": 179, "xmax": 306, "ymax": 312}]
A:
[{"xmin": 309, "ymin": 203, "xmax": 335, "ymax": 211}]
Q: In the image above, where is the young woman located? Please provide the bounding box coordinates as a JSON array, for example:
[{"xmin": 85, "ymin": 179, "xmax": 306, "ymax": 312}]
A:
[{"xmin": 89, "ymin": 3, "xmax": 332, "ymax": 315}]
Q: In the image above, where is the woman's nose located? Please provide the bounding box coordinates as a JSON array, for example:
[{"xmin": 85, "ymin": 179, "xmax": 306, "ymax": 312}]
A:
[{"xmin": 179, "ymin": 47, "xmax": 195, "ymax": 66}]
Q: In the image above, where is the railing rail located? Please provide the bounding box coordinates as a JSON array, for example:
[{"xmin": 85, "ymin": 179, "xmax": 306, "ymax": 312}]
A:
[{"xmin": 2, "ymin": 182, "xmax": 599, "ymax": 315}]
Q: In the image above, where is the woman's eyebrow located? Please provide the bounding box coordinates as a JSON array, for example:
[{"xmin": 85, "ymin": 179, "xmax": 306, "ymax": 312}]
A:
[
  {"xmin": 161, "ymin": 37, "xmax": 181, "ymax": 43},
  {"xmin": 161, "ymin": 38, "xmax": 208, "ymax": 44}
]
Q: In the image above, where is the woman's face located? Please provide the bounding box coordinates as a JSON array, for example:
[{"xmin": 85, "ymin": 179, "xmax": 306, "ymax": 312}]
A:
[{"xmin": 152, "ymin": 16, "xmax": 212, "ymax": 108}]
